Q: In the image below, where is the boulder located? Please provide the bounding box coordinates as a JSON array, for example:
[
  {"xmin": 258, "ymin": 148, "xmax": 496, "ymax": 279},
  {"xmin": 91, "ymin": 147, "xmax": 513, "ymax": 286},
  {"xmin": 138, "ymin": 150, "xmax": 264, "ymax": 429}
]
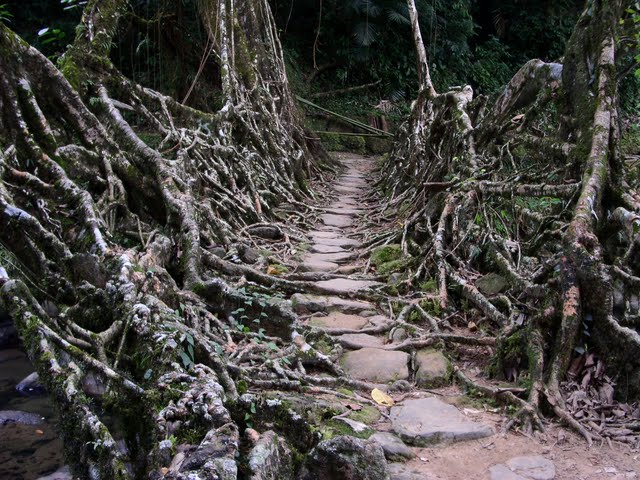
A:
[
  {"xmin": 476, "ymin": 273, "xmax": 509, "ymax": 295},
  {"xmin": 300, "ymin": 435, "xmax": 390, "ymax": 480},
  {"xmin": 341, "ymin": 348, "xmax": 409, "ymax": 383},
  {"xmin": 0, "ymin": 410, "xmax": 44, "ymax": 425},
  {"xmin": 369, "ymin": 432, "xmax": 415, "ymax": 461},
  {"xmin": 16, "ymin": 372, "xmax": 46, "ymax": 396},
  {"xmin": 291, "ymin": 294, "xmax": 373, "ymax": 315},
  {"xmin": 414, "ymin": 350, "xmax": 451, "ymax": 388},
  {"xmin": 247, "ymin": 430, "xmax": 294, "ymax": 480}
]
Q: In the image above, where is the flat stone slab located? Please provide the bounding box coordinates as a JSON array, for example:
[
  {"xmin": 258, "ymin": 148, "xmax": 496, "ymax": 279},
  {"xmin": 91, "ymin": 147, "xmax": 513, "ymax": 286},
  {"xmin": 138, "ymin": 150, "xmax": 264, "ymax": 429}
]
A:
[
  {"xmin": 489, "ymin": 456, "xmax": 556, "ymax": 480},
  {"xmin": 390, "ymin": 397, "xmax": 494, "ymax": 446},
  {"xmin": 341, "ymin": 348, "xmax": 409, "ymax": 383},
  {"xmin": 369, "ymin": 432, "xmax": 415, "ymax": 461},
  {"xmin": 309, "ymin": 231, "xmax": 339, "ymax": 239},
  {"xmin": 291, "ymin": 293, "xmax": 373, "ymax": 314},
  {"xmin": 311, "ymin": 237, "xmax": 361, "ymax": 248},
  {"xmin": 308, "ymin": 313, "xmax": 370, "ymax": 330},
  {"xmin": 387, "ymin": 463, "xmax": 426, "ymax": 480},
  {"xmin": 337, "ymin": 265, "xmax": 360, "ymax": 274},
  {"xmin": 313, "ymin": 278, "xmax": 380, "ymax": 293},
  {"xmin": 305, "ymin": 252, "xmax": 354, "ymax": 264},
  {"xmin": 322, "ymin": 207, "xmax": 363, "ymax": 215},
  {"xmin": 337, "ymin": 333, "xmax": 385, "ymax": 349},
  {"xmin": 309, "ymin": 244, "xmax": 346, "ymax": 254},
  {"xmin": 298, "ymin": 259, "xmax": 338, "ymax": 273},
  {"xmin": 335, "ymin": 185, "xmax": 362, "ymax": 195},
  {"xmin": 321, "ymin": 214, "xmax": 354, "ymax": 228}
]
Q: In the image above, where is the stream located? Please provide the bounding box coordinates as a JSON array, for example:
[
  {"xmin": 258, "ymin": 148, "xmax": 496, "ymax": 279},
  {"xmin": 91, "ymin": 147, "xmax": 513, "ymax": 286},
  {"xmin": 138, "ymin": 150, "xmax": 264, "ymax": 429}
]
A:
[{"xmin": 0, "ymin": 343, "xmax": 65, "ymax": 479}]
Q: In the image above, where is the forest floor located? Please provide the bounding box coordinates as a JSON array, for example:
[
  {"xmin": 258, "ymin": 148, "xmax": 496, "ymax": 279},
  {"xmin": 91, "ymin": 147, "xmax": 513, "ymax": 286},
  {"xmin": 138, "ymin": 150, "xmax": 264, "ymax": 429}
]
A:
[{"xmin": 281, "ymin": 152, "xmax": 640, "ymax": 480}]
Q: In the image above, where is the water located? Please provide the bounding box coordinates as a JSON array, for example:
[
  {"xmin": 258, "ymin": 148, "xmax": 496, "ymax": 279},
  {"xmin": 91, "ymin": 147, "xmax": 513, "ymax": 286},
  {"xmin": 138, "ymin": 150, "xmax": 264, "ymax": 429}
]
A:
[{"xmin": 0, "ymin": 348, "xmax": 64, "ymax": 479}]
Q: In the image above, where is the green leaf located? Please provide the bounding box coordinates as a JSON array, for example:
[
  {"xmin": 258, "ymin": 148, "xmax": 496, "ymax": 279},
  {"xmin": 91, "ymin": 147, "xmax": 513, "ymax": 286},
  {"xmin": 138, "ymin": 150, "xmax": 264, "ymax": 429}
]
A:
[
  {"xmin": 179, "ymin": 351, "xmax": 193, "ymax": 368},
  {"xmin": 267, "ymin": 342, "xmax": 278, "ymax": 351},
  {"xmin": 144, "ymin": 369, "xmax": 153, "ymax": 380}
]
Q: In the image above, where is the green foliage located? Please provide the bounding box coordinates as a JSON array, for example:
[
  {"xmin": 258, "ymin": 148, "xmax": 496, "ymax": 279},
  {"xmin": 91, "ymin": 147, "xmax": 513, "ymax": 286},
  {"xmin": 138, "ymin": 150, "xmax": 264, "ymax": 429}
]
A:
[
  {"xmin": 370, "ymin": 244, "xmax": 402, "ymax": 267},
  {"xmin": 469, "ymin": 36, "xmax": 514, "ymax": 94},
  {"xmin": 0, "ymin": 3, "xmax": 13, "ymax": 23}
]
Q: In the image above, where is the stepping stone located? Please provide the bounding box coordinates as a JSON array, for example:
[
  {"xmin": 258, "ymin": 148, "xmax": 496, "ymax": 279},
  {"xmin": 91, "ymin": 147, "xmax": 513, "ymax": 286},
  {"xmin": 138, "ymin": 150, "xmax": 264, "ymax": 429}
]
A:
[
  {"xmin": 321, "ymin": 214, "xmax": 353, "ymax": 228},
  {"xmin": 298, "ymin": 259, "xmax": 338, "ymax": 273},
  {"xmin": 415, "ymin": 350, "xmax": 451, "ymax": 388},
  {"xmin": 312, "ymin": 237, "xmax": 361, "ymax": 248},
  {"xmin": 309, "ymin": 231, "xmax": 339, "ymax": 239},
  {"xmin": 308, "ymin": 313, "xmax": 370, "ymax": 330},
  {"xmin": 313, "ymin": 278, "xmax": 380, "ymax": 293},
  {"xmin": 390, "ymin": 398, "xmax": 493, "ymax": 446},
  {"xmin": 387, "ymin": 463, "xmax": 426, "ymax": 480},
  {"xmin": 291, "ymin": 293, "xmax": 373, "ymax": 314},
  {"xmin": 305, "ymin": 252, "xmax": 354, "ymax": 264},
  {"xmin": 336, "ymin": 265, "xmax": 360, "ymax": 274},
  {"xmin": 323, "ymin": 208, "xmax": 363, "ymax": 215},
  {"xmin": 337, "ymin": 333, "xmax": 385, "ymax": 349},
  {"xmin": 489, "ymin": 456, "xmax": 556, "ymax": 480},
  {"xmin": 309, "ymin": 244, "xmax": 346, "ymax": 254},
  {"xmin": 335, "ymin": 185, "xmax": 362, "ymax": 194},
  {"xmin": 369, "ymin": 432, "xmax": 415, "ymax": 461},
  {"xmin": 341, "ymin": 348, "xmax": 409, "ymax": 383}
]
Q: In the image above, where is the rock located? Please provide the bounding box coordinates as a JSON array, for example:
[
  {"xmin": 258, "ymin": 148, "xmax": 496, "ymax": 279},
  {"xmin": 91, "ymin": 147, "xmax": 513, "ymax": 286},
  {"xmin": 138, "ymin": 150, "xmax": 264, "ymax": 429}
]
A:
[
  {"xmin": 16, "ymin": 372, "xmax": 46, "ymax": 396},
  {"xmin": 323, "ymin": 208, "xmax": 363, "ymax": 215},
  {"xmin": 390, "ymin": 397, "xmax": 493, "ymax": 446},
  {"xmin": 208, "ymin": 246, "xmax": 227, "ymax": 258},
  {"xmin": 390, "ymin": 328, "xmax": 407, "ymax": 342},
  {"xmin": 337, "ymin": 334, "xmax": 385, "ymax": 349},
  {"xmin": 238, "ymin": 245, "xmax": 260, "ymax": 264},
  {"xmin": 387, "ymin": 463, "xmax": 426, "ymax": 480},
  {"xmin": 337, "ymin": 265, "xmax": 360, "ymax": 274},
  {"xmin": 309, "ymin": 231, "xmax": 339, "ymax": 239},
  {"xmin": 37, "ymin": 466, "xmax": 72, "ymax": 480},
  {"xmin": 341, "ymin": 348, "xmax": 409, "ymax": 383},
  {"xmin": 313, "ymin": 278, "xmax": 381, "ymax": 293},
  {"xmin": 476, "ymin": 273, "xmax": 509, "ymax": 295},
  {"xmin": 299, "ymin": 259, "xmax": 339, "ymax": 273},
  {"xmin": 301, "ymin": 435, "xmax": 390, "ymax": 480},
  {"xmin": 505, "ymin": 455, "xmax": 556, "ymax": 480},
  {"xmin": 414, "ymin": 350, "xmax": 451, "ymax": 388},
  {"xmin": 320, "ymin": 214, "xmax": 354, "ymax": 228},
  {"xmin": 311, "ymin": 236, "xmax": 361, "ymax": 248},
  {"xmin": 490, "ymin": 464, "xmax": 526, "ymax": 480},
  {"xmin": 310, "ymin": 244, "xmax": 346, "ymax": 254},
  {"xmin": 246, "ymin": 226, "xmax": 284, "ymax": 240},
  {"xmin": 82, "ymin": 373, "xmax": 106, "ymax": 397},
  {"xmin": 334, "ymin": 417, "xmax": 372, "ymax": 434},
  {"xmin": 304, "ymin": 252, "xmax": 354, "ymax": 264},
  {"xmin": 369, "ymin": 432, "xmax": 415, "ymax": 461},
  {"xmin": 308, "ymin": 313, "xmax": 370, "ymax": 330},
  {"xmin": 247, "ymin": 430, "xmax": 293, "ymax": 480},
  {"xmin": 0, "ymin": 410, "xmax": 44, "ymax": 425},
  {"xmin": 244, "ymin": 428, "xmax": 261, "ymax": 445},
  {"xmin": 291, "ymin": 294, "xmax": 373, "ymax": 315}
]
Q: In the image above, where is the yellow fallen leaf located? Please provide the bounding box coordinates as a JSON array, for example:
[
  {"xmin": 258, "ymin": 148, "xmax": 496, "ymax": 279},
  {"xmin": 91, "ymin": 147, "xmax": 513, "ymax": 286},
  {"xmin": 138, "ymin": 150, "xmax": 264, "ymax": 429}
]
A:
[
  {"xmin": 267, "ymin": 266, "xmax": 279, "ymax": 275},
  {"xmin": 371, "ymin": 388, "xmax": 394, "ymax": 407}
]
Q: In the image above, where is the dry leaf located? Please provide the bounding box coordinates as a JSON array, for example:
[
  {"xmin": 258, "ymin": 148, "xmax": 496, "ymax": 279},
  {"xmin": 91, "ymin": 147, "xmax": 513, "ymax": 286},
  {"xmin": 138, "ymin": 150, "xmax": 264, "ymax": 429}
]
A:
[
  {"xmin": 267, "ymin": 266, "xmax": 280, "ymax": 275},
  {"xmin": 344, "ymin": 403, "xmax": 363, "ymax": 412},
  {"xmin": 371, "ymin": 388, "xmax": 394, "ymax": 407}
]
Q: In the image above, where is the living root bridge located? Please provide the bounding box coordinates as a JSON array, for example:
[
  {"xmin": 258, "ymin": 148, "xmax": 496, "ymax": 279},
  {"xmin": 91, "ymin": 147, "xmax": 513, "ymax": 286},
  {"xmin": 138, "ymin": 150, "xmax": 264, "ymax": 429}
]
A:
[
  {"xmin": 374, "ymin": 0, "xmax": 640, "ymax": 444},
  {"xmin": 0, "ymin": 0, "xmax": 337, "ymax": 478}
]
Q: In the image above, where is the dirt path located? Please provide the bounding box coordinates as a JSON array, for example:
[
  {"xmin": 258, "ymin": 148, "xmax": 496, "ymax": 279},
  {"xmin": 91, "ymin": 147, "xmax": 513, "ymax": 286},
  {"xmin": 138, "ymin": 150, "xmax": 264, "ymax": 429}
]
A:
[{"xmin": 288, "ymin": 153, "xmax": 639, "ymax": 480}]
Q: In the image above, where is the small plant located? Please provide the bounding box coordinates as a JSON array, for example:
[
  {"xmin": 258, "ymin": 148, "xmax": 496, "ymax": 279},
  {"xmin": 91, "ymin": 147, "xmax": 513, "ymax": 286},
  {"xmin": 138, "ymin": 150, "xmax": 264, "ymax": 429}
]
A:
[{"xmin": 0, "ymin": 3, "xmax": 12, "ymax": 23}]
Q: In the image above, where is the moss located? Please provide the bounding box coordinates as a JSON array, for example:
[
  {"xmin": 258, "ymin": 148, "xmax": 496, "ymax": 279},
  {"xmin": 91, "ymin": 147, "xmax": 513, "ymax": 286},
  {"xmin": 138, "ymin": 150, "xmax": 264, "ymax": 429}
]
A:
[
  {"xmin": 419, "ymin": 278, "xmax": 438, "ymax": 292},
  {"xmin": 318, "ymin": 132, "xmax": 366, "ymax": 153},
  {"xmin": 377, "ymin": 258, "xmax": 409, "ymax": 275},
  {"xmin": 320, "ymin": 419, "xmax": 373, "ymax": 440},
  {"xmin": 370, "ymin": 244, "xmax": 402, "ymax": 268},
  {"xmin": 57, "ymin": 55, "xmax": 81, "ymax": 91},
  {"xmin": 348, "ymin": 405, "xmax": 380, "ymax": 425}
]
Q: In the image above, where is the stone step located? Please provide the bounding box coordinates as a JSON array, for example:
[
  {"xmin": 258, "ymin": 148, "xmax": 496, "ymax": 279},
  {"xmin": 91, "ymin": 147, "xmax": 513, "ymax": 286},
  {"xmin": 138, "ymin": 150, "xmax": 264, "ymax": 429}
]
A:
[
  {"xmin": 336, "ymin": 333, "xmax": 385, "ymax": 349},
  {"xmin": 298, "ymin": 259, "xmax": 339, "ymax": 273},
  {"xmin": 304, "ymin": 252, "xmax": 355, "ymax": 264},
  {"xmin": 310, "ymin": 237, "xmax": 361, "ymax": 248},
  {"xmin": 291, "ymin": 293, "xmax": 374, "ymax": 314},
  {"xmin": 307, "ymin": 312, "xmax": 371, "ymax": 330},
  {"xmin": 341, "ymin": 348, "xmax": 410, "ymax": 383},
  {"xmin": 309, "ymin": 244, "xmax": 346, "ymax": 254},
  {"xmin": 322, "ymin": 208, "xmax": 364, "ymax": 215},
  {"xmin": 389, "ymin": 397, "xmax": 494, "ymax": 446},
  {"xmin": 321, "ymin": 214, "xmax": 354, "ymax": 228},
  {"xmin": 313, "ymin": 278, "xmax": 381, "ymax": 293}
]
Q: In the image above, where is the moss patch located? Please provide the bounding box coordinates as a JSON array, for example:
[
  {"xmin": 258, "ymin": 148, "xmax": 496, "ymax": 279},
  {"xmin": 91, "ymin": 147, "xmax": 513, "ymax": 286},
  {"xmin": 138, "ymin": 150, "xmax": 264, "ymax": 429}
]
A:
[{"xmin": 348, "ymin": 405, "xmax": 381, "ymax": 425}]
